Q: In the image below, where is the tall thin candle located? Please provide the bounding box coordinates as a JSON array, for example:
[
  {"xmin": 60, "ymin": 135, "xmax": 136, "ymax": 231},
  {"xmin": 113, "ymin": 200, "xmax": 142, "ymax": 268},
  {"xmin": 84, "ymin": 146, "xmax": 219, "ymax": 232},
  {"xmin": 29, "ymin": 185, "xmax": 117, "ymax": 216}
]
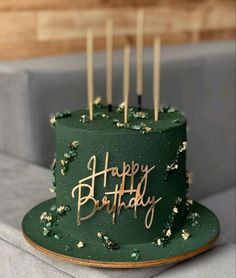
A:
[
  {"xmin": 106, "ymin": 19, "xmax": 113, "ymax": 112},
  {"xmin": 123, "ymin": 45, "xmax": 131, "ymax": 124},
  {"xmin": 153, "ymin": 37, "xmax": 161, "ymax": 121},
  {"xmin": 136, "ymin": 10, "xmax": 144, "ymax": 110},
  {"xmin": 86, "ymin": 29, "xmax": 94, "ymax": 121}
]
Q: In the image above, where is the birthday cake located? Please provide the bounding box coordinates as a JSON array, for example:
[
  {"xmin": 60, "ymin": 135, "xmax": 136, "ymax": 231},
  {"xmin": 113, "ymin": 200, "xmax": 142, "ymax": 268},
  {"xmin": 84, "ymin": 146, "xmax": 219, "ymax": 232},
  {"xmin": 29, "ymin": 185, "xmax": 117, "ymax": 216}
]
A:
[
  {"xmin": 50, "ymin": 104, "xmax": 189, "ymax": 247},
  {"xmin": 53, "ymin": 103, "xmax": 190, "ymax": 243},
  {"xmin": 22, "ymin": 102, "xmax": 220, "ymax": 267}
]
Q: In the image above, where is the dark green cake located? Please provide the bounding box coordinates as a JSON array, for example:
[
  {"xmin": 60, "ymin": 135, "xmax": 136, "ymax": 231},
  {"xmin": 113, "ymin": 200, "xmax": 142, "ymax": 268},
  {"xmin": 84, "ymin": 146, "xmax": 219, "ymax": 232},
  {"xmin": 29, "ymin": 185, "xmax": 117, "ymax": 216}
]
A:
[
  {"xmin": 53, "ymin": 106, "xmax": 189, "ymax": 246},
  {"xmin": 22, "ymin": 104, "xmax": 220, "ymax": 266}
]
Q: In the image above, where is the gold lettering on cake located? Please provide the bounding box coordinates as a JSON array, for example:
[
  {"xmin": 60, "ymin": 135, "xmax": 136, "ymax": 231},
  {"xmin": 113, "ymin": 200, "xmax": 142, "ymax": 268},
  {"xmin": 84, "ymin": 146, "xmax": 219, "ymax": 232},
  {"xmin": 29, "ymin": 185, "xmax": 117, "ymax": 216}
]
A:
[{"xmin": 71, "ymin": 152, "xmax": 162, "ymax": 229}]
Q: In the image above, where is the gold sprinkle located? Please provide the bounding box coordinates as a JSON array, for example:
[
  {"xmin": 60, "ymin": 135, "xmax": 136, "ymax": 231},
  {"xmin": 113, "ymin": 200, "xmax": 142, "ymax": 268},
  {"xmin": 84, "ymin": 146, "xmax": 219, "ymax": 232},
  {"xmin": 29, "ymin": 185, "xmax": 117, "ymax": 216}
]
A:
[
  {"xmin": 70, "ymin": 140, "xmax": 79, "ymax": 148},
  {"xmin": 165, "ymin": 229, "xmax": 172, "ymax": 237},
  {"xmin": 93, "ymin": 96, "xmax": 102, "ymax": 105},
  {"xmin": 116, "ymin": 122, "xmax": 125, "ymax": 128},
  {"xmin": 181, "ymin": 229, "xmax": 190, "ymax": 240},
  {"xmin": 97, "ymin": 232, "xmax": 103, "ymax": 238},
  {"xmin": 144, "ymin": 126, "xmax": 152, "ymax": 133},
  {"xmin": 168, "ymin": 107, "xmax": 176, "ymax": 113},
  {"xmin": 57, "ymin": 206, "xmax": 65, "ymax": 213},
  {"xmin": 40, "ymin": 212, "xmax": 52, "ymax": 222},
  {"xmin": 116, "ymin": 102, "xmax": 125, "ymax": 112},
  {"xmin": 173, "ymin": 207, "xmax": 178, "ymax": 214},
  {"xmin": 119, "ymin": 102, "xmax": 125, "ymax": 109},
  {"xmin": 179, "ymin": 141, "xmax": 187, "ymax": 152},
  {"xmin": 40, "ymin": 212, "xmax": 47, "ymax": 221},
  {"xmin": 49, "ymin": 187, "xmax": 55, "ymax": 193},
  {"xmin": 167, "ymin": 162, "xmax": 178, "ymax": 172},
  {"xmin": 50, "ymin": 116, "xmax": 56, "ymax": 126},
  {"xmin": 76, "ymin": 241, "xmax": 85, "ymax": 248},
  {"xmin": 186, "ymin": 199, "xmax": 193, "ymax": 206}
]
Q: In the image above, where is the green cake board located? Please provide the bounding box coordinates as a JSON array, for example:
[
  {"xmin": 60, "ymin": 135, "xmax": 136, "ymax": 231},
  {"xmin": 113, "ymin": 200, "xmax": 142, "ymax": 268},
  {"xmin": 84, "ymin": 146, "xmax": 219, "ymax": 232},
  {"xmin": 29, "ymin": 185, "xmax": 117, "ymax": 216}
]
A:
[{"xmin": 22, "ymin": 198, "xmax": 220, "ymax": 268}]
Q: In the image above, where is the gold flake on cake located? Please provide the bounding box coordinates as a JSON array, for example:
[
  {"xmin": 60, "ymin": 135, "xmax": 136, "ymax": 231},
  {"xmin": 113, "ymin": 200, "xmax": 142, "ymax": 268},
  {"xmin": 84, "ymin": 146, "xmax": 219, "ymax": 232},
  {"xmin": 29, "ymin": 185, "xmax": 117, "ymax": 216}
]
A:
[
  {"xmin": 60, "ymin": 160, "xmax": 66, "ymax": 176},
  {"xmin": 76, "ymin": 241, "xmax": 85, "ymax": 248},
  {"xmin": 50, "ymin": 116, "xmax": 56, "ymax": 126},
  {"xmin": 181, "ymin": 229, "xmax": 190, "ymax": 240},
  {"xmin": 116, "ymin": 101, "xmax": 125, "ymax": 112},
  {"xmin": 154, "ymin": 196, "xmax": 183, "ymax": 247},
  {"xmin": 160, "ymin": 106, "xmax": 176, "ymax": 113},
  {"xmin": 116, "ymin": 122, "xmax": 125, "ymax": 128},
  {"xmin": 186, "ymin": 199, "xmax": 193, "ymax": 206},
  {"xmin": 96, "ymin": 232, "xmax": 119, "ymax": 250},
  {"xmin": 70, "ymin": 140, "xmax": 79, "ymax": 149},
  {"xmin": 50, "ymin": 110, "xmax": 71, "ymax": 127},
  {"xmin": 55, "ymin": 205, "xmax": 71, "ymax": 215},
  {"xmin": 114, "ymin": 120, "xmax": 152, "ymax": 134},
  {"xmin": 173, "ymin": 207, "xmax": 178, "ymax": 214},
  {"xmin": 80, "ymin": 115, "xmax": 89, "ymax": 123},
  {"xmin": 56, "ymin": 206, "xmax": 65, "ymax": 214},
  {"xmin": 97, "ymin": 232, "xmax": 103, "ymax": 238},
  {"xmin": 167, "ymin": 162, "xmax": 178, "ymax": 172},
  {"xmin": 40, "ymin": 212, "xmax": 52, "ymax": 222},
  {"xmin": 132, "ymin": 111, "xmax": 149, "ymax": 119},
  {"xmin": 93, "ymin": 96, "xmax": 102, "ymax": 105},
  {"xmin": 179, "ymin": 141, "xmax": 187, "ymax": 152},
  {"xmin": 165, "ymin": 229, "xmax": 172, "ymax": 237},
  {"xmin": 60, "ymin": 141, "xmax": 79, "ymax": 176},
  {"xmin": 49, "ymin": 187, "xmax": 56, "ymax": 193},
  {"xmin": 142, "ymin": 126, "xmax": 152, "ymax": 133}
]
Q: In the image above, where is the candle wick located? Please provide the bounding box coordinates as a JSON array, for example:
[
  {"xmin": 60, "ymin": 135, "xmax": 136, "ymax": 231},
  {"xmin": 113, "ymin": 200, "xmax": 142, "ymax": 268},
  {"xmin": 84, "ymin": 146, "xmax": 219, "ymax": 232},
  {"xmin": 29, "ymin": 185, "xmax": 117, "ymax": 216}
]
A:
[{"xmin": 138, "ymin": 95, "xmax": 142, "ymax": 111}]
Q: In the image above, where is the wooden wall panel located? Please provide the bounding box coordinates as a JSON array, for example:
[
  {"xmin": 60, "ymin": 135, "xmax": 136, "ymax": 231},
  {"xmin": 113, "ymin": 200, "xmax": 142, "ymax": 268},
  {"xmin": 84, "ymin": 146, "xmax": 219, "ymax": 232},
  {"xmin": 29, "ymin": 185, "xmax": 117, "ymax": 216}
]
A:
[
  {"xmin": 0, "ymin": 0, "xmax": 207, "ymax": 11},
  {"xmin": 0, "ymin": 12, "xmax": 36, "ymax": 42},
  {"xmin": 0, "ymin": 0, "xmax": 235, "ymax": 60},
  {"xmin": 37, "ymin": 3, "xmax": 235, "ymax": 40}
]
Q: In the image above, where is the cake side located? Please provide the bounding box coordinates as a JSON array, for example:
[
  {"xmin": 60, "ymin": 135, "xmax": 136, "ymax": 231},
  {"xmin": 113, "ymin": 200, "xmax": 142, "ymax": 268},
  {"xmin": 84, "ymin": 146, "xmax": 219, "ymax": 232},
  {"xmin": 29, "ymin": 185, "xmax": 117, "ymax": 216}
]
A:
[{"xmin": 53, "ymin": 106, "xmax": 189, "ymax": 246}]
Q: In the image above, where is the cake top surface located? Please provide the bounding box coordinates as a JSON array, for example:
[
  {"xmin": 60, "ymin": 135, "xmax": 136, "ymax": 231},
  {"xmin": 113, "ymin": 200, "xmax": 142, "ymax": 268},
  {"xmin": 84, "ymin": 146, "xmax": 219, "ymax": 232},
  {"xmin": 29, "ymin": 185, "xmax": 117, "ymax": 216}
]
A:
[{"xmin": 54, "ymin": 106, "xmax": 186, "ymax": 134}]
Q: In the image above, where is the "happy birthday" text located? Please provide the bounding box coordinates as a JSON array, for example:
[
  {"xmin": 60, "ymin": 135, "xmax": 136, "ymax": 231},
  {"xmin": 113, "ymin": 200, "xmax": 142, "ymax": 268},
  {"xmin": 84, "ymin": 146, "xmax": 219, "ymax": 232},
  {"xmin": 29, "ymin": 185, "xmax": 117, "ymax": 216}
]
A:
[{"xmin": 71, "ymin": 152, "xmax": 162, "ymax": 229}]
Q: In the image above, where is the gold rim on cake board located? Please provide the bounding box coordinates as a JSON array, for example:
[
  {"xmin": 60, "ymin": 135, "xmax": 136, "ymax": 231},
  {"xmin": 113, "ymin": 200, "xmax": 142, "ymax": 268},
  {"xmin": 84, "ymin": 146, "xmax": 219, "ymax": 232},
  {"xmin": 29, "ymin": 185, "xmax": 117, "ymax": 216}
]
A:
[{"xmin": 23, "ymin": 232, "xmax": 219, "ymax": 269}]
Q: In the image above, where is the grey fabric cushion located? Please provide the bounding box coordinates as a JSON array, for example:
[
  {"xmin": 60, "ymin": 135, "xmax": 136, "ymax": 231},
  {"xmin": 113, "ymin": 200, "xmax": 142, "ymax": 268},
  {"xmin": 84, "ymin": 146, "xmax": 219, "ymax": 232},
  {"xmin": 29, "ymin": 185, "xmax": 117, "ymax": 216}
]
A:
[
  {"xmin": 157, "ymin": 243, "xmax": 236, "ymax": 278},
  {"xmin": 0, "ymin": 153, "xmax": 235, "ymax": 277},
  {"xmin": 0, "ymin": 41, "xmax": 235, "ymax": 198},
  {"xmin": 201, "ymin": 188, "xmax": 236, "ymax": 243},
  {"xmin": 0, "ymin": 238, "xmax": 72, "ymax": 278}
]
